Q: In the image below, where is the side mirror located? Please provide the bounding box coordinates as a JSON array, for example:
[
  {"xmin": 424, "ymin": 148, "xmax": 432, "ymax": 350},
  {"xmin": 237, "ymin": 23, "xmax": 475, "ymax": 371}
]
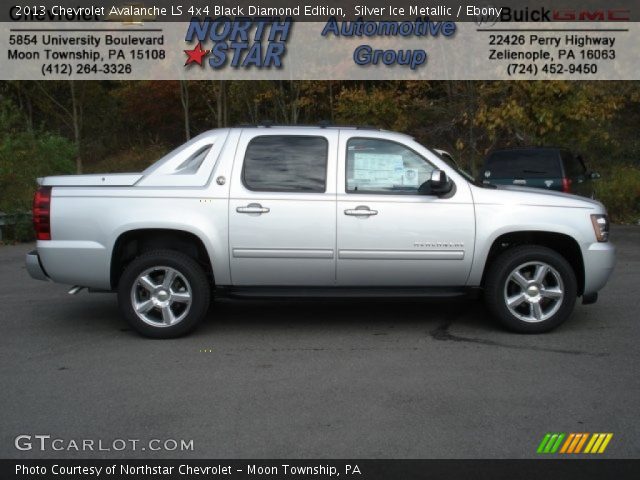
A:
[
  {"xmin": 589, "ymin": 171, "xmax": 601, "ymax": 180},
  {"xmin": 418, "ymin": 169, "xmax": 453, "ymax": 196}
]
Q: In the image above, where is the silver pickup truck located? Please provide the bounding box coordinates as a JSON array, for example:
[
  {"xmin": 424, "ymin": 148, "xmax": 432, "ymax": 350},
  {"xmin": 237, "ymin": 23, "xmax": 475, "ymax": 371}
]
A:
[{"xmin": 26, "ymin": 126, "xmax": 615, "ymax": 338}]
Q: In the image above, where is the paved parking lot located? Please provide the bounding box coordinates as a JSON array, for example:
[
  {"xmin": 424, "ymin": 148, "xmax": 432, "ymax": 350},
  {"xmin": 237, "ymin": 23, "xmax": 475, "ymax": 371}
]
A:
[{"xmin": 1, "ymin": 226, "xmax": 638, "ymax": 459}]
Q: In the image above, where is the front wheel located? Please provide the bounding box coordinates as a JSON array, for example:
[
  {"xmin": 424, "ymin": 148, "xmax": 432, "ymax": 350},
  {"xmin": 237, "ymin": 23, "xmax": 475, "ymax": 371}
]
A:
[
  {"xmin": 484, "ymin": 246, "xmax": 577, "ymax": 333},
  {"xmin": 117, "ymin": 250, "xmax": 210, "ymax": 338}
]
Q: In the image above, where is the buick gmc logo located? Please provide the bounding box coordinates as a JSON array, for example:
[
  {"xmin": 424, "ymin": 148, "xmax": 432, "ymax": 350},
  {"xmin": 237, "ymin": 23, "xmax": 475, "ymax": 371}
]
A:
[
  {"xmin": 552, "ymin": 9, "xmax": 630, "ymax": 21},
  {"xmin": 487, "ymin": 7, "xmax": 630, "ymax": 23}
]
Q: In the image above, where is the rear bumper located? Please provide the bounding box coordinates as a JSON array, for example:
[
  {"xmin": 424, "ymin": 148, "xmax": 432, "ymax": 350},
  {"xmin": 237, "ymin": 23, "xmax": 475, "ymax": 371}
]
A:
[
  {"xmin": 582, "ymin": 242, "xmax": 616, "ymax": 296},
  {"xmin": 25, "ymin": 250, "xmax": 49, "ymax": 281},
  {"xmin": 36, "ymin": 240, "xmax": 110, "ymax": 289}
]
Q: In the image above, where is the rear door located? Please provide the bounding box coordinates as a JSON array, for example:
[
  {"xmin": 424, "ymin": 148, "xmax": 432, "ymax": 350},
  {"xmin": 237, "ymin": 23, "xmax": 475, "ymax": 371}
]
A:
[{"xmin": 228, "ymin": 129, "xmax": 338, "ymax": 286}]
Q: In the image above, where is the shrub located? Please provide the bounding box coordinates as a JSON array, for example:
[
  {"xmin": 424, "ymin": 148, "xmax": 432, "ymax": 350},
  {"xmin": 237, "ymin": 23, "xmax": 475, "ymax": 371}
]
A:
[
  {"xmin": 596, "ymin": 164, "xmax": 640, "ymax": 224},
  {"xmin": 0, "ymin": 100, "xmax": 75, "ymax": 242}
]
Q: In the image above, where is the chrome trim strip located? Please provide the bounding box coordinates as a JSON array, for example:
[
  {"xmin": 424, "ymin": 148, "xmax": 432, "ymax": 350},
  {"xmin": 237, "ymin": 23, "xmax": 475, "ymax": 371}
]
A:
[
  {"xmin": 338, "ymin": 250, "xmax": 464, "ymax": 260},
  {"xmin": 233, "ymin": 248, "xmax": 335, "ymax": 259}
]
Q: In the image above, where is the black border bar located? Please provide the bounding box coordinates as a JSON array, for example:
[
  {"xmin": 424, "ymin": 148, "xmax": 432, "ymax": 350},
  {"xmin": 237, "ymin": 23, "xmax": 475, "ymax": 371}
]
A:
[{"xmin": 3, "ymin": 459, "xmax": 640, "ymax": 480}]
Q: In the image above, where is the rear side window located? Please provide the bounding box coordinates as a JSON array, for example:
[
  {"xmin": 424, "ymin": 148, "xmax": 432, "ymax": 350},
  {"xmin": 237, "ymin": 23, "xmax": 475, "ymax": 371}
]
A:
[
  {"xmin": 483, "ymin": 150, "xmax": 561, "ymax": 179},
  {"xmin": 242, "ymin": 136, "xmax": 328, "ymax": 192},
  {"xmin": 175, "ymin": 145, "xmax": 211, "ymax": 174}
]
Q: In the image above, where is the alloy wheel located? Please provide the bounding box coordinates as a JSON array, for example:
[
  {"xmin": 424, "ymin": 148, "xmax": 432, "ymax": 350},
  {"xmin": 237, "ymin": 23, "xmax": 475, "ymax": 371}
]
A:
[
  {"xmin": 503, "ymin": 261, "xmax": 564, "ymax": 323},
  {"xmin": 130, "ymin": 266, "xmax": 192, "ymax": 327}
]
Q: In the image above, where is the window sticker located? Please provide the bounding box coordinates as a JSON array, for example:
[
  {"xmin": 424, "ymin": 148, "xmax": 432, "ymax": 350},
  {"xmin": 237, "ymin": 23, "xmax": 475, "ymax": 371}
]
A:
[
  {"xmin": 403, "ymin": 168, "xmax": 419, "ymax": 187},
  {"xmin": 352, "ymin": 153, "xmax": 405, "ymax": 187}
]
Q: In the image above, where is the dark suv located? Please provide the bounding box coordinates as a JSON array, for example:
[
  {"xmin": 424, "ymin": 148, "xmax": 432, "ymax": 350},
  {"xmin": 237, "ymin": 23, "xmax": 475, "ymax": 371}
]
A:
[{"xmin": 479, "ymin": 147, "xmax": 600, "ymax": 197}]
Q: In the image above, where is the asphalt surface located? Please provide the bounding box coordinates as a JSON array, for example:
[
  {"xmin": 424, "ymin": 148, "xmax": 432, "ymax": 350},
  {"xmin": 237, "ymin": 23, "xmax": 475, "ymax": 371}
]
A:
[{"xmin": 1, "ymin": 226, "xmax": 638, "ymax": 459}]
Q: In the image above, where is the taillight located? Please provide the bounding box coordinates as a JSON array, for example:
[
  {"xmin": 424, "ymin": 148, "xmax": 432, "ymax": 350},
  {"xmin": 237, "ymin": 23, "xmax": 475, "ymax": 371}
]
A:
[
  {"xmin": 33, "ymin": 186, "xmax": 52, "ymax": 240},
  {"xmin": 562, "ymin": 178, "xmax": 572, "ymax": 193}
]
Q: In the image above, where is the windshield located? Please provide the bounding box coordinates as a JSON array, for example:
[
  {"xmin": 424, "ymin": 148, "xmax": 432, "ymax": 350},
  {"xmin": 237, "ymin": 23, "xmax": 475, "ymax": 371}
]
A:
[{"xmin": 423, "ymin": 145, "xmax": 478, "ymax": 184}]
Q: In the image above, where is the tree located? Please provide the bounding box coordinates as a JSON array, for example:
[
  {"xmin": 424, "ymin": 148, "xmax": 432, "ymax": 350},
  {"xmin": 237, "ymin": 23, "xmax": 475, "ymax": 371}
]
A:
[
  {"xmin": 33, "ymin": 81, "xmax": 85, "ymax": 173},
  {"xmin": 474, "ymin": 82, "xmax": 624, "ymax": 149},
  {"xmin": 179, "ymin": 80, "xmax": 190, "ymax": 140}
]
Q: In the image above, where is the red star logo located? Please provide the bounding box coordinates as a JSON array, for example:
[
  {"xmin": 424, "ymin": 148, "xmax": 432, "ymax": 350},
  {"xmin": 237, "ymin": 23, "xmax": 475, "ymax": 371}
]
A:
[{"xmin": 184, "ymin": 42, "xmax": 210, "ymax": 66}]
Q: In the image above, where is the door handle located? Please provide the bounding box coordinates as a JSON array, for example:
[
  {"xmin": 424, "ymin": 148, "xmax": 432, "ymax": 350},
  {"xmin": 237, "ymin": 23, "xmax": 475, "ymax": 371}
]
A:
[
  {"xmin": 237, "ymin": 203, "xmax": 270, "ymax": 214},
  {"xmin": 344, "ymin": 206, "xmax": 378, "ymax": 217}
]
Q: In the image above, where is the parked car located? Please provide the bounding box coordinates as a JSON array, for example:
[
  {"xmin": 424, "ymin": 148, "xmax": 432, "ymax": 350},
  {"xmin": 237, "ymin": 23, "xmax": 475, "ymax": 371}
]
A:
[
  {"xmin": 26, "ymin": 126, "xmax": 614, "ymax": 337},
  {"xmin": 480, "ymin": 147, "xmax": 601, "ymax": 198}
]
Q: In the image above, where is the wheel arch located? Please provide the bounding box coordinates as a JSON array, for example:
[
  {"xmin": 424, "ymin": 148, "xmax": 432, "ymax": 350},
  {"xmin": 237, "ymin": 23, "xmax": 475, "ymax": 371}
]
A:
[
  {"xmin": 110, "ymin": 228, "xmax": 214, "ymax": 289},
  {"xmin": 480, "ymin": 230, "xmax": 585, "ymax": 295}
]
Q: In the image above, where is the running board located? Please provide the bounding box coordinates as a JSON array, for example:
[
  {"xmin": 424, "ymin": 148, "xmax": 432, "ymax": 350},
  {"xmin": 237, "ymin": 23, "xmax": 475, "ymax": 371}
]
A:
[{"xmin": 215, "ymin": 286, "xmax": 471, "ymax": 299}]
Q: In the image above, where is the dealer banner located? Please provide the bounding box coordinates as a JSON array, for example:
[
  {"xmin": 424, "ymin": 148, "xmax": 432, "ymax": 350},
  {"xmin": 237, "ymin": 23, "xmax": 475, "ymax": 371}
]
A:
[{"xmin": 1, "ymin": 0, "xmax": 638, "ymax": 80}]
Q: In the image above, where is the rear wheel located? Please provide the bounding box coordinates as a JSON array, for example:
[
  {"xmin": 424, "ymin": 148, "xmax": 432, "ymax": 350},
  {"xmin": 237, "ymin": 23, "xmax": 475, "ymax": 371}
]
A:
[
  {"xmin": 484, "ymin": 246, "xmax": 577, "ymax": 333},
  {"xmin": 117, "ymin": 250, "xmax": 210, "ymax": 338}
]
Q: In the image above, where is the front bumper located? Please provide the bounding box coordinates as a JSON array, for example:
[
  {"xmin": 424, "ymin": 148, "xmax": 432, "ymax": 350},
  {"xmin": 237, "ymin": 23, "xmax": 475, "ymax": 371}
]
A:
[
  {"xmin": 582, "ymin": 242, "xmax": 616, "ymax": 296},
  {"xmin": 25, "ymin": 250, "xmax": 49, "ymax": 281}
]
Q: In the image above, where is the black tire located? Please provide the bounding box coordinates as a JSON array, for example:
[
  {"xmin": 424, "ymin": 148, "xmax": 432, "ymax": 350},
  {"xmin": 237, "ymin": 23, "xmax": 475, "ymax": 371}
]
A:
[
  {"xmin": 484, "ymin": 245, "xmax": 577, "ymax": 333},
  {"xmin": 117, "ymin": 249, "xmax": 210, "ymax": 338}
]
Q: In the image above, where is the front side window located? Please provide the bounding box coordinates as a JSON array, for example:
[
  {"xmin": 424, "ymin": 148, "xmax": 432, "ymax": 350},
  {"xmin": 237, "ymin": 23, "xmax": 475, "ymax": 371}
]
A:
[
  {"xmin": 243, "ymin": 136, "xmax": 328, "ymax": 192},
  {"xmin": 346, "ymin": 138, "xmax": 435, "ymax": 194}
]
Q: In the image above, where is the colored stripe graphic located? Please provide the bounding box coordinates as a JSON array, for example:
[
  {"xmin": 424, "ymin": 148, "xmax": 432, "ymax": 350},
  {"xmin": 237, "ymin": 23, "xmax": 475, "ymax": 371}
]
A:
[
  {"xmin": 584, "ymin": 433, "xmax": 614, "ymax": 454},
  {"xmin": 537, "ymin": 433, "xmax": 565, "ymax": 454},
  {"xmin": 560, "ymin": 433, "xmax": 575, "ymax": 454},
  {"xmin": 550, "ymin": 433, "xmax": 565, "ymax": 453},
  {"xmin": 598, "ymin": 434, "xmax": 613, "ymax": 453},
  {"xmin": 567, "ymin": 433, "xmax": 583, "ymax": 453},
  {"xmin": 542, "ymin": 433, "xmax": 614, "ymax": 454},
  {"xmin": 537, "ymin": 434, "xmax": 552, "ymax": 454},
  {"xmin": 584, "ymin": 434, "xmax": 599, "ymax": 453},
  {"xmin": 560, "ymin": 433, "xmax": 576, "ymax": 453},
  {"xmin": 574, "ymin": 433, "xmax": 589, "ymax": 453}
]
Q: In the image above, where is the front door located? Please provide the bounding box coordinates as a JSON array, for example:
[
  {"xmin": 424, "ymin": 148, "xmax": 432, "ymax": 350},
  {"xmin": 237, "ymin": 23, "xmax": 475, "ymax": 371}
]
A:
[
  {"xmin": 336, "ymin": 134, "xmax": 475, "ymax": 286},
  {"xmin": 228, "ymin": 130, "xmax": 338, "ymax": 286}
]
